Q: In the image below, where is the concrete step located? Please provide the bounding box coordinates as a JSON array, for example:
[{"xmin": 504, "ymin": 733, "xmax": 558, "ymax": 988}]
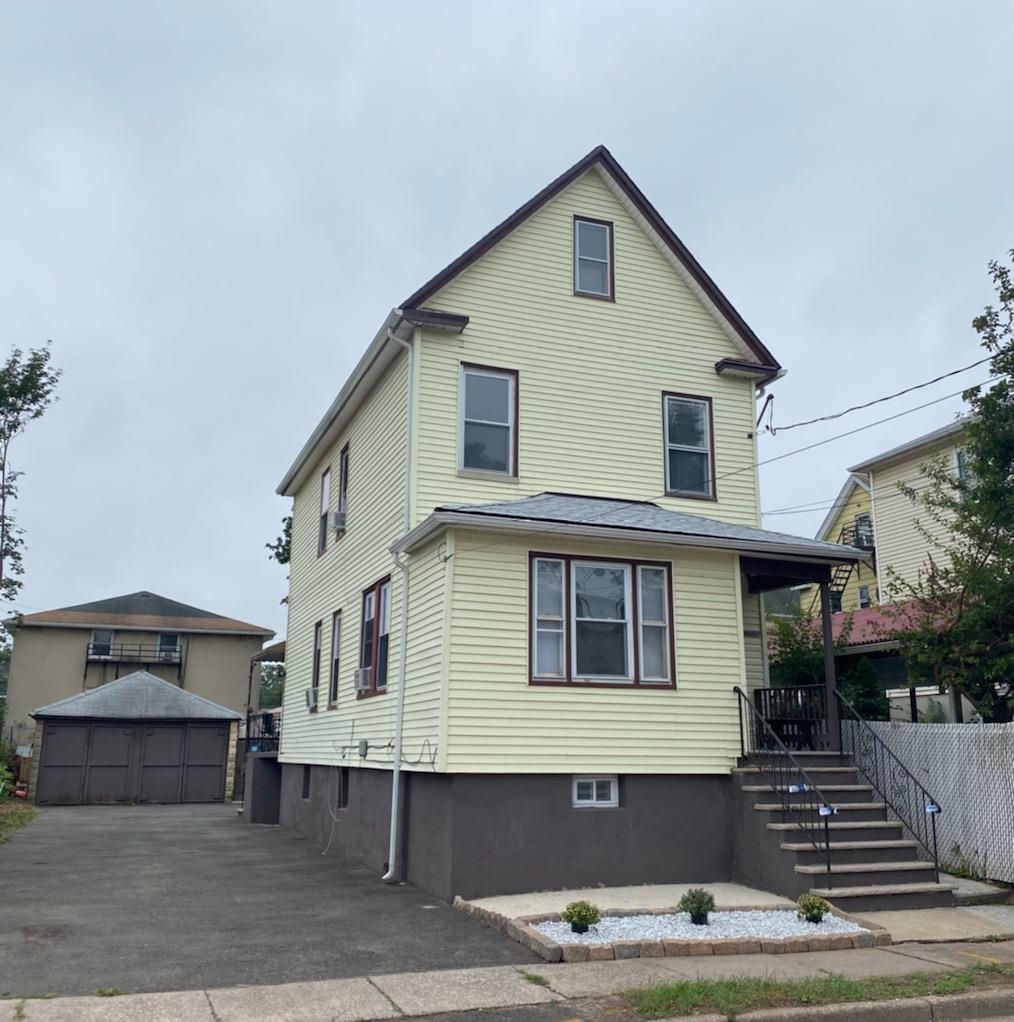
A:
[
  {"xmin": 782, "ymin": 839, "xmax": 922, "ymax": 865},
  {"xmin": 741, "ymin": 784, "xmax": 876, "ymax": 804},
  {"xmin": 810, "ymin": 881, "xmax": 958, "ymax": 913},
  {"xmin": 754, "ymin": 802, "xmax": 888, "ymax": 822},
  {"xmin": 768, "ymin": 820, "xmax": 906, "ymax": 843},
  {"xmin": 796, "ymin": 860, "xmax": 939, "ymax": 886},
  {"xmin": 734, "ymin": 766, "xmax": 862, "ymax": 786}
]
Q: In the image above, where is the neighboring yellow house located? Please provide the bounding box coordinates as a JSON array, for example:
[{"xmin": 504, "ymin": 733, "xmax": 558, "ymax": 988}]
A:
[
  {"xmin": 272, "ymin": 146, "xmax": 866, "ymax": 901},
  {"xmin": 4, "ymin": 591, "xmax": 274, "ymax": 756},
  {"xmin": 800, "ymin": 475, "xmax": 877, "ymax": 614}
]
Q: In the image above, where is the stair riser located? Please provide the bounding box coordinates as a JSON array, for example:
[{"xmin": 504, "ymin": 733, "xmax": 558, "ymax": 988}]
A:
[
  {"xmin": 820, "ymin": 889, "xmax": 954, "ymax": 913},
  {"xmin": 791, "ymin": 754, "xmax": 855, "ymax": 768},
  {"xmin": 760, "ymin": 806, "xmax": 888, "ymax": 823},
  {"xmin": 736, "ymin": 769, "xmax": 862, "ymax": 786},
  {"xmin": 776, "ymin": 825, "xmax": 906, "ymax": 842},
  {"xmin": 742, "ymin": 788, "xmax": 876, "ymax": 806},
  {"xmin": 801, "ymin": 866, "xmax": 939, "ymax": 887},
  {"xmin": 791, "ymin": 845, "xmax": 921, "ymax": 866}
]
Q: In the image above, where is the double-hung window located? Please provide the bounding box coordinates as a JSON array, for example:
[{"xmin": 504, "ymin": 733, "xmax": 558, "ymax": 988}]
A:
[
  {"xmin": 328, "ymin": 612, "xmax": 342, "ymax": 707},
  {"xmin": 359, "ymin": 578, "xmax": 391, "ymax": 696},
  {"xmin": 337, "ymin": 445, "xmax": 349, "ymax": 531},
  {"xmin": 317, "ymin": 467, "xmax": 331, "ymax": 555},
  {"xmin": 531, "ymin": 555, "xmax": 673, "ymax": 686},
  {"xmin": 574, "ymin": 217, "xmax": 613, "ymax": 298},
  {"xmin": 310, "ymin": 621, "xmax": 322, "ymax": 711},
  {"xmin": 157, "ymin": 632, "xmax": 180, "ymax": 663},
  {"xmin": 460, "ymin": 365, "xmax": 517, "ymax": 475},
  {"xmin": 91, "ymin": 629, "xmax": 113, "ymax": 657},
  {"xmin": 664, "ymin": 394, "xmax": 714, "ymax": 499}
]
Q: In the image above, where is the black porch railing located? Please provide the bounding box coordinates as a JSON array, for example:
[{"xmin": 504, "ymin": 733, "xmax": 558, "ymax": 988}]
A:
[
  {"xmin": 753, "ymin": 685, "xmax": 833, "ymax": 751},
  {"xmin": 87, "ymin": 642, "xmax": 182, "ymax": 663},
  {"xmin": 835, "ymin": 691, "xmax": 942, "ymax": 880},
  {"xmin": 735, "ymin": 686, "xmax": 836, "ymax": 887}
]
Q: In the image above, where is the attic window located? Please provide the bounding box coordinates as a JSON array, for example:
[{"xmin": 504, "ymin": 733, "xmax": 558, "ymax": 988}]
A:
[{"xmin": 574, "ymin": 217, "xmax": 613, "ymax": 299}]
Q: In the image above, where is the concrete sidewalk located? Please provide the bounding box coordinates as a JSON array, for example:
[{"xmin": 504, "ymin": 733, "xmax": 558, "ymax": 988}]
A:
[{"xmin": 5, "ymin": 939, "xmax": 1014, "ymax": 1021}]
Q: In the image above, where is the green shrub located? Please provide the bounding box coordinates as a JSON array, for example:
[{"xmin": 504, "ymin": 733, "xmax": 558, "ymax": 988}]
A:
[
  {"xmin": 560, "ymin": 900, "xmax": 601, "ymax": 927},
  {"xmin": 679, "ymin": 888, "xmax": 716, "ymax": 923},
  {"xmin": 797, "ymin": 893, "xmax": 830, "ymax": 923}
]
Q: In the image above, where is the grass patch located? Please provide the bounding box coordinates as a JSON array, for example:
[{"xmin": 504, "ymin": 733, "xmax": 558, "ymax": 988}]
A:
[
  {"xmin": 96, "ymin": 987, "xmax": 126, "ymax": 997},
  {"xmin": 630, "ymin": 963, "xmax": 1014, "ymax": 1019},
  {"xmin": 0, "ymin": 802, "xmax": 37, "ymax": 845},
  {"xmin": 520, "ymin": 970, "xmax": 550, "ymax": 987}
]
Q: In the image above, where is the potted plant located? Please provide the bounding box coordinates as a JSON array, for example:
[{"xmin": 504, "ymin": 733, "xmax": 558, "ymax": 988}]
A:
[
  {"xmin": 678, "ymin": 888, "xmax": 716, "ymax": 926},
  {"xmin": 560, "ymin": 900, "xmax": 601, "ymax": 934},
  {"xmin": 796, "ymin": 893, "xmax": 830, "ymax": 924}
]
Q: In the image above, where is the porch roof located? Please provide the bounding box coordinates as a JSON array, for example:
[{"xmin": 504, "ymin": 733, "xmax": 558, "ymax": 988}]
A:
[{"xmin": 396, "ymin": 492, "xmax": 868, "ymax": 566}]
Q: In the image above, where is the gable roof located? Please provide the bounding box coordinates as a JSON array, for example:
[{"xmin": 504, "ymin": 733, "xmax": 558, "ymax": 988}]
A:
[
  {"xmin": 849, "ymin": 419, "xmax": 966, "ymax": 474},
  {"xmin": 397, "ymin": 492, "xmax": 866, "ymax": 564},
  {"xmin": 402, "ymin": 145, "xmax": 781, "ymax": 373},
  {"xmin": 31, "ymin": 670, "xmax": 242, "ymax": 721},
  {"xmin": 814, "ymin": 473, "xmax": 870, "ymax": 542},
  {"xmin": 14, "ymin": 591, "xmax": 274, "ymax": 637}
]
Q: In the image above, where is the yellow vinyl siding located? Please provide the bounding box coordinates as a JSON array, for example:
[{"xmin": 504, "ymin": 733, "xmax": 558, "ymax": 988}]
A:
[
  {"xmin": 445, "ymin": 529, "xmax": 745, "ymax": 774},
  {"xmin": 281, "ymin": 358, "xmax": 445, "ymax": 770},
  {"xmin": 871, "ymin": 442, "xmax": 961, "ymax": 598},
  {"xmin": 413, "ymin": 167, "xmax": 760, "ymax": 527},
  {"xmin": 800, "ymin": 485, "xmax": 877, "ymax": 614}
]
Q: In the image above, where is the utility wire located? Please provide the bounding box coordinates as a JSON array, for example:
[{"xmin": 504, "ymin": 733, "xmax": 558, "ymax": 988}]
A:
[{"xmin": 768, "ymin": 355, "xmax": 991, "ymax": 433}]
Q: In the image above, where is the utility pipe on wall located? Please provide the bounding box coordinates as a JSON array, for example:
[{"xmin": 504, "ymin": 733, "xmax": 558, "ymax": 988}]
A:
[{"xmin": 382, "ymin": 324, "xmax": 415, "ymax": 883}]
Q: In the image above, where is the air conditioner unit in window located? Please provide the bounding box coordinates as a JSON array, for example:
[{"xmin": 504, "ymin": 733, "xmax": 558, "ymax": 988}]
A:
[
  {"xmin": 354, "ymin": 667, "xmax": 372, "ymax": 693},
  {"xmin": 305, "ymin": 687, "xmax": 318, "ymax": 711},
  {"xmin": 328, "ymin": 510, "xmax": 347, "ymax": 534}
]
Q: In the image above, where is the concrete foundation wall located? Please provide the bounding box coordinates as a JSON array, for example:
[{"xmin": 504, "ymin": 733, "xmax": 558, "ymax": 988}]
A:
[{"xmin": 276, "ymin": 766, "xmax": 733, "ymax": 902}]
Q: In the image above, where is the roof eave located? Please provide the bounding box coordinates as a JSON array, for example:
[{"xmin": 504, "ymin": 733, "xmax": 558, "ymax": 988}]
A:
[{"xmin": 848, "ymin": 419, "xmax": 967, "ymax": 474}]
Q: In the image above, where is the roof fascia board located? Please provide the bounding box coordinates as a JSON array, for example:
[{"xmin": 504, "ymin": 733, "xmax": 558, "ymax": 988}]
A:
[
  {"xmin": 15, "ymin": 621, "xmax": 273, "ymax": 637},
  {"xmin": 814, "ymin": 476, "xmax": 863, "ymax": 541},
  {"xmin": 397, "ymin": 510, "xmax": 865, "ymax": 564},
  {"xmin": 848, "ymin": 420, "xmax": 966, "ymax": 474}
]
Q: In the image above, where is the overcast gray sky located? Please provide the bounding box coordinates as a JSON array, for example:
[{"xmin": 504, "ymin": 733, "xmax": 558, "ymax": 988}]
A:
[{"xmin": 2, "ymin": 1, "xmax": 1011, "ymax": 640}]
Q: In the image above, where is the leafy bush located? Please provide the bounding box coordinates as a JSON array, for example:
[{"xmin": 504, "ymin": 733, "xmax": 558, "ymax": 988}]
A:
[
  {"xmin": 0, "ymin": 758, "xmax": 14, "ymax": 798},
  {"xmin": 797, "ymin": 893, "xmax": 830, "ymax": 923},
  {"xmin": 679, "ymin": 888, "xmax": 716, "ymax": 923},
  {"xmin": 560, "ymin": 900, "xmax": 601, "ymax": 927}
]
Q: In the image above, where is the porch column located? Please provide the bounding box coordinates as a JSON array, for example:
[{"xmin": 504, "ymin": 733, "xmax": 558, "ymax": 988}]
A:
[{"xmin": 819, "ymin": 581, "xmax": 841, "ymax": 751}]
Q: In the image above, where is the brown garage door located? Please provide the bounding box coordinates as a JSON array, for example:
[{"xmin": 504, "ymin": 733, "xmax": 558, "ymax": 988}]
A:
[{"xmin": 36, "ymin": 721, "xmax": 230, "ymax": 806}]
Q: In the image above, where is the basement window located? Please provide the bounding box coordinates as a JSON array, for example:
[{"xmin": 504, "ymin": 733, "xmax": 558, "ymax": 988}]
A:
[{"xmin": 572, "ymin": 776, "xmax": 619, "ymax": 808}]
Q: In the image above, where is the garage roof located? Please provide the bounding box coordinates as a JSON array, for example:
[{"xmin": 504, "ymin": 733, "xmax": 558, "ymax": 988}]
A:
[{"xmin": 32, "ymin": 671, "xmax": 242, "ymax": 721}]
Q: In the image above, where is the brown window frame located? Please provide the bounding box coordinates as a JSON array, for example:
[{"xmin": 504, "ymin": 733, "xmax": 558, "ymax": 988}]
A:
[
  {"xmin": 662, "ymin": 392, "xmax": 717, "ymax": 501},
  {"xmin": 358, "ymin": 576, "xmax": 391, "ymax": 699},
  {"xmin": 317, "ymin": 467, "xmax": 331, "ymax": 556},
  {"xmin": 327, "ymin": 610, "xmax": 342, "ymax": 708},
  {"xmin": 336, "ymin": 444, "xmax": 350, "ymax": 534},
  {"xmin": 310, "ymin": 620, "xmax": 322, "ymax": 712},
  {"xmin": 459, "ymin": 362, "xmax": 519, "ymax": 478},
  {"xmin": 528, "ymin": 552, "xmax": 676, "ymax": 689},
  {"xmin": 573, "ymin": 215, "xmax": 615, "ymax": 301}
]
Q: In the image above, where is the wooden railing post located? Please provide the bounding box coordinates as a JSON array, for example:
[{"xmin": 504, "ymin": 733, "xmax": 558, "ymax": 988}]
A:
[{"xmin": 819, "ymin": 580, "xmax": 841, "ymax": 751}]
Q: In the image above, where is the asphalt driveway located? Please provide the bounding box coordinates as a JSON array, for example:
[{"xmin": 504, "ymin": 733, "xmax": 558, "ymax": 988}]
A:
[{"xmin": 0, "ymin": 805, "xmax": 535, "ymax": 997}]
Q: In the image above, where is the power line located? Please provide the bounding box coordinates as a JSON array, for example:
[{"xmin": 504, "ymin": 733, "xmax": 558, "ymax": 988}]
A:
[{"xmin": 769, "ymin": 355, "xmax": 992, "ymax": 433}]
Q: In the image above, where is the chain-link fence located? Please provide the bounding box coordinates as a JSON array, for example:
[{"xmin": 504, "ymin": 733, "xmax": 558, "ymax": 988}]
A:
[{"xmin": 864, "ymin": 720, "xmax": 1014, "ymax": 884}]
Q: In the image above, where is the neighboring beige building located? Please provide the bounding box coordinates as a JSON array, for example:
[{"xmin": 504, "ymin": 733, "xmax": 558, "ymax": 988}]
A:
[
  {"xmin": 4, "ymin": 591, "xmax": 274, "ymax": 746},
  {"xmin": 849, "ymin": 419, "xmax": 967, "ymax": 601}
]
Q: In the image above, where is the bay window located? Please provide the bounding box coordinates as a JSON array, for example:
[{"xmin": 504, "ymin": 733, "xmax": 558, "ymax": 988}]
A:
[{"xmin": 531, "ymin": 554, "xmax": 673, "ymax": 686}]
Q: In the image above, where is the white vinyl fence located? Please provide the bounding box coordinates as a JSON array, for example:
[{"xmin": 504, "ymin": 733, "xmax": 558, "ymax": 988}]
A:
[{"xmin": 865, "ymin": 720, "xmax": 1014, "ymax": 884}]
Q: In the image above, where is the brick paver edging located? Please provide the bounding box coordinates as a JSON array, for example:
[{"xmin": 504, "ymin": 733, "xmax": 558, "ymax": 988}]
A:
[{"xmin": 454, "ymin": 899, "xmax": 891, "ymax": 963}]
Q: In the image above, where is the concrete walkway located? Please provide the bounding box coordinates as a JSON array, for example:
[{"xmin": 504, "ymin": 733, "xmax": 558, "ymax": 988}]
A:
[{"xmin": 5, "ymin": 939, "xmax": 1014, "ymax": 1021}]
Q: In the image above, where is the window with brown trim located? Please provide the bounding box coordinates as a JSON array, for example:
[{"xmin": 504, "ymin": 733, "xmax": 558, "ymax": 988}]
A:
[
  {"xmin": 328, "ymin": 611, "xmax": 342, "ymax": 707},
  {"xmin": 317, "ymin": 468, "xmax": 331, "ymax": 555},
  {"xmin": 663, "ymin": 393, "xmax": 715, "ymax": 499},
  {"xmin": 459, "ymin": 364, "xmax": 518, "ymax": 476},
  {"xmin": 336, "ymin": 444, "xmax": 349, "ymax": 532},
  {"xmin": 574, "ymin": 216, "xmax": 613, "ymax": 299},
  {"xmin": 358, "ymin": 578, "xmax": 391, "ymax": 696},
  {"xmin": 310, "ymin": 620, "xmax": 322, "ymax": 711},
  {"xmin": 530, "ymin": 553, "xmax": 674, "ymax": 687}
]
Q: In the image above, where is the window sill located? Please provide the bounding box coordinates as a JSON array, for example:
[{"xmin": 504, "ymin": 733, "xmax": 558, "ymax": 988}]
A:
[
  {"xmin": 356, "ymin": 688, "xmax": 388, "ymax": 700},
  {"xmin": 573, "ymin": 289, "xmax": 615, "ymax": 303},
  {"xmin": 456, "ymin": 469, "xmax": 519, "ymax": 483},
  {"xmin": 530, "ymin": 678, "xmax": 675, "ymax": 690},
  {"xmin": 665, "ymin": 490, "xmax": 717, "ymax": 502}
]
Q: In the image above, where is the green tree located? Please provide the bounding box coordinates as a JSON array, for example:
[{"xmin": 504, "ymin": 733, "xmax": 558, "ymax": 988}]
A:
[
  {"xmin": 258, "ymin": 663, "xmax": 286, "ymax": 709},
  {"xmin": 768, "ymin": 611, "xmax": 852, "ymax": 687},
  {"xmin": 266, "ymin": 514, "xmax": 291, "ymax": 604},
  {"xmin": 887, "ymin": 251, "xmax": 1014, "ymax": 722},
  {"xmin": 0, "ymin": 344, "xmax": 61, "ymax": 604},
  {"xmin": 839, "ymin": 657, "xmax": 890, "ymax": 721}
]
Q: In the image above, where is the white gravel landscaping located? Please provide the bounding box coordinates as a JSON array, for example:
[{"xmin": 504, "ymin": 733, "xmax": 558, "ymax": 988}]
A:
[{"xmin": 536, "ymin": 910, "xmax": 868, "ymax": 944}]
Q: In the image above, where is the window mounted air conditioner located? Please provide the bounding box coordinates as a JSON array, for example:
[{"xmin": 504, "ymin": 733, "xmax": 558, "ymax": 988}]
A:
[
  {"xmin": 354, "ymin": 667, "xmax": 372, "ymax": 693},
  {"xmin": 328, "ymin": 511, "xmax": 347, "ymax": 535},
  {"xmin": 305, "ymin": 687, "xmax": 318, "ymax": 711}
]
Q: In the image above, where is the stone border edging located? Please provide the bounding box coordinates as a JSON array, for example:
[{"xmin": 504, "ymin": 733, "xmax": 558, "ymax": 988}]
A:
[{"xmin": 454, "ymin": 899, "xmax": 891, "ymax": 963}]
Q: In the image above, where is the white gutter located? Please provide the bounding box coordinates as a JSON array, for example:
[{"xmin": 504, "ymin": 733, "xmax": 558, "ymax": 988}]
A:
[
  {"xmin": 382, "ymin": 326, "xmax": 415, "ymax": 883},
  {"xmin": 393, "ymin": 511, "xmax": 870, "ymax": 565}
]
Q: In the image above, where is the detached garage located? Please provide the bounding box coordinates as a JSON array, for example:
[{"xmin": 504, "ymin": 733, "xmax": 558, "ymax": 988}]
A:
[{"xmin": 31, "ymin": 670, "xmax": 241, "ymax": 805}]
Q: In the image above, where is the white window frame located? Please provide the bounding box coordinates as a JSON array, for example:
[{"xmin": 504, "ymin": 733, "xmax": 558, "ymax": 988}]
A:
[
  {"xmin": 637, "ymin": 565, "xmax": 671, "ymax": 683},
  {"xmin": 857, "ymin": 585, "xmax": 872, "ymax": 610},
  {"xmin": 458, "ymin": 365, "xmax": 516, "ymax": 476},
  {"xmin": 157, "ymin": 632, "xmax": 180, "ymax": 662},
  {"xmin": 533, "ymin": 557, "xmax": 566, "ymax": 679},
  {"xmin": 338, "ymin": 445, "xmax": 349, "ymax": 516},
  {"xmin": 572, "ymin": 775, "xmax": 619, "ymax": 808},
  {"xmin": 91, "ymin": 629, "xmax": 113, "ymax": 657},
  {"xmin": 571, "ymin": 560, "xmax": 633, "ymax": 683},
  {"xmin": 664, "ymin": 394, "xmax": 714, "ymax": 498},
  {"xmin": 318, "ymin": 467, "xmax": 331, "ymax": 555},
  {"xmin": 573, "ymin": 218, "xmax": 612, "ymax": 298}
]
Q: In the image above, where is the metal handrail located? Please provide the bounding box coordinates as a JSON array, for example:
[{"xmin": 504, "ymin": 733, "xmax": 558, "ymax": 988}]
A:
[
  {"xmin": 735, "ymin": 686, "xmax": 837, "ymax": 887},
  {"xmin": 87, "ymin": 642, "xmax": 182, "ymax": 662},
  {"xmin": 834, "ymin": 690, "xmax": 941, "ymax": 880}
]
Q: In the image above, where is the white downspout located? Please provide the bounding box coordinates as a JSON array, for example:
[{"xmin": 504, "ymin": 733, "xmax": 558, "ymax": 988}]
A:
[{"xmin": 382, "ymin": 325, "xmax": 414, "ymax": 882}]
